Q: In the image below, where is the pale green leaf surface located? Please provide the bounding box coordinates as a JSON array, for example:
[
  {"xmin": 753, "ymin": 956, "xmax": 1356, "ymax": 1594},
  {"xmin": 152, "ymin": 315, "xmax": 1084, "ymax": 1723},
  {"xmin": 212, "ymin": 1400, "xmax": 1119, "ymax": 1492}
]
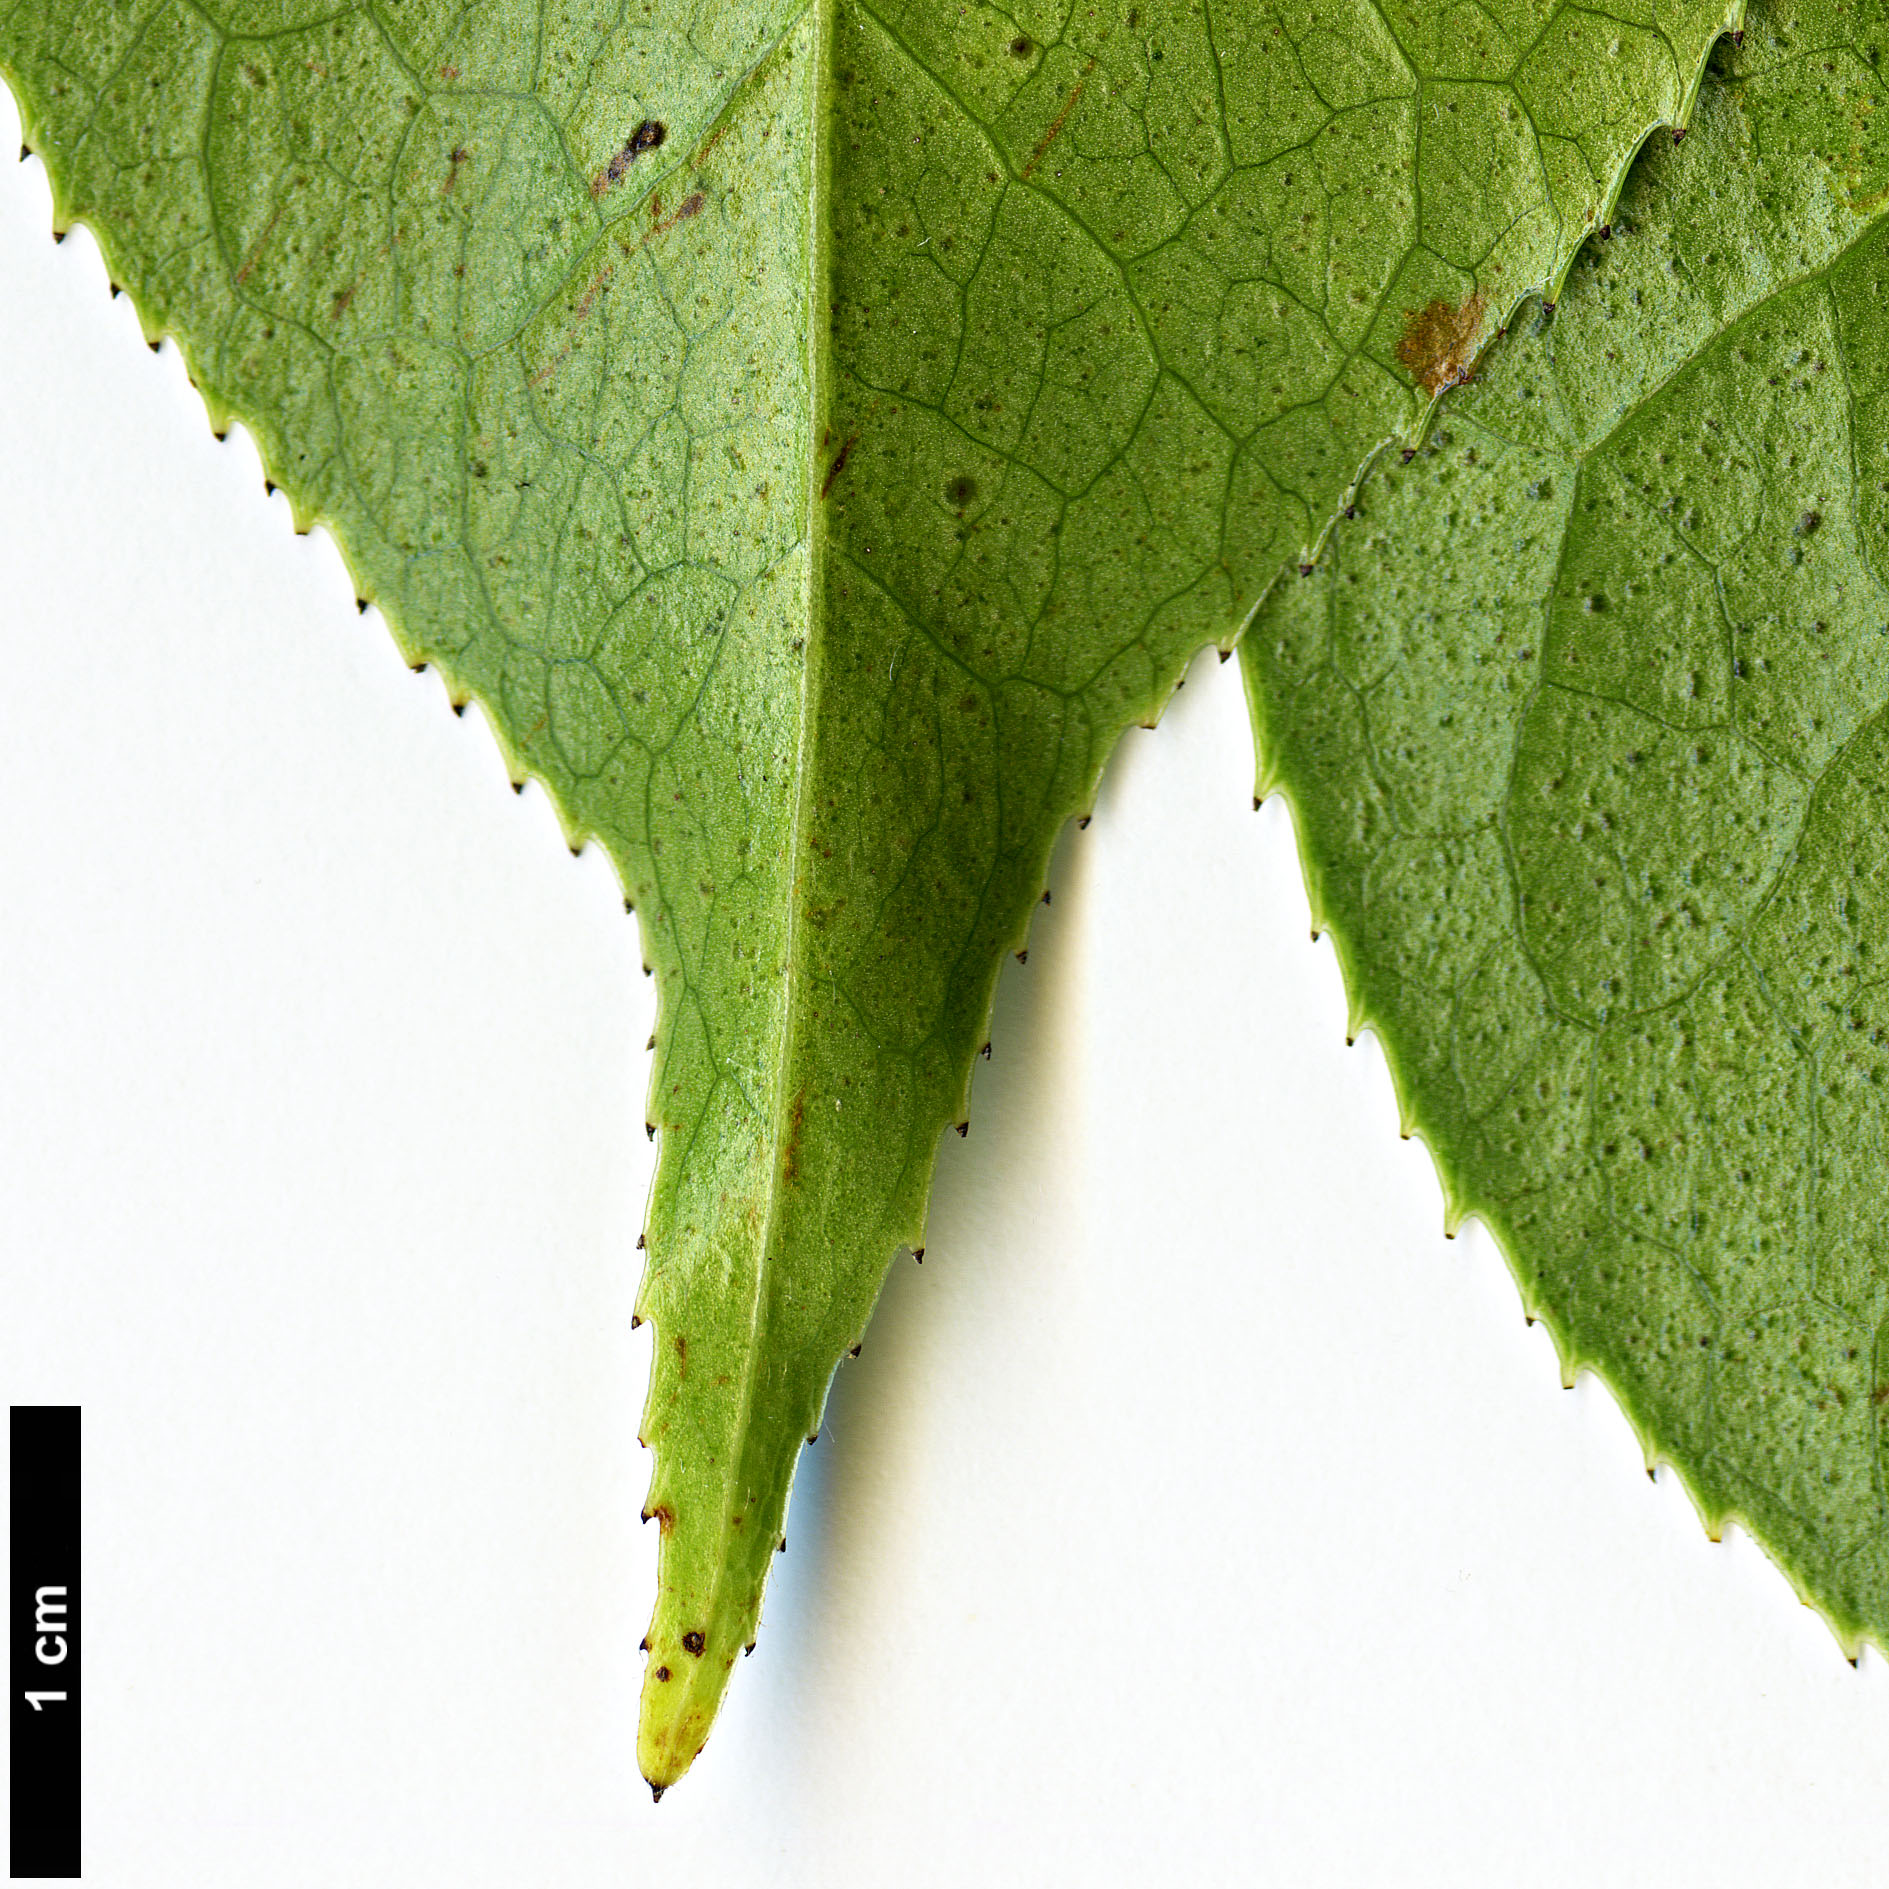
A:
[
  {"xmin": 0, "ymin": 0, "xmax": 1735, "ymax": 1785},
  {"xmin": 1248, "ymin": 0, "xmax": 1889, "ymax": 1653}
]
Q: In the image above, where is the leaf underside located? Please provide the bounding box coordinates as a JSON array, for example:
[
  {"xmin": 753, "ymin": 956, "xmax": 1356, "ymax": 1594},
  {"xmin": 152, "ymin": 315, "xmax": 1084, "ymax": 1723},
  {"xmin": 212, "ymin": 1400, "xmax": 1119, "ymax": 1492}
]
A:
[
  {"xmin": 8, "ymin": 0, "xmax": 1840, "ymax": 1792},
  {"xmin": 1250, "ymin": 0, "xmax": 1889, "ymax": 1656}
]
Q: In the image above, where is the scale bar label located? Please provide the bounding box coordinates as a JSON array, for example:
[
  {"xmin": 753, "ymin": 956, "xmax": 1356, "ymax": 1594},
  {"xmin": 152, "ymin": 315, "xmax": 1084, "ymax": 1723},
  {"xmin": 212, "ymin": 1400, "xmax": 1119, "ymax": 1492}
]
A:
[{"xmin": 11, "ymin": 1406, "xmax": 79, "ymax": 1879}]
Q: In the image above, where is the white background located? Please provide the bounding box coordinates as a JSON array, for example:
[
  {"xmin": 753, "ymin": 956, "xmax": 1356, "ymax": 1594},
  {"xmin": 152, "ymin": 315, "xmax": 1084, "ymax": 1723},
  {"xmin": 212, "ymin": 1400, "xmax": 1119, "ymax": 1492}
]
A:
[{"xmin": 2, "ymin": 83, "xmax": 1886, "ymax": 1886}]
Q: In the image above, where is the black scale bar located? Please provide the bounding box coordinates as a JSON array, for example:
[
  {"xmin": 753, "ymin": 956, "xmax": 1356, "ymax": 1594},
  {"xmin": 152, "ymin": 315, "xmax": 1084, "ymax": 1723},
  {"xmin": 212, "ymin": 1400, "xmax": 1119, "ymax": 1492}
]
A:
[{"xmin": 10, "ymin": 1407, "xmax": 79, "ymax": 1879}]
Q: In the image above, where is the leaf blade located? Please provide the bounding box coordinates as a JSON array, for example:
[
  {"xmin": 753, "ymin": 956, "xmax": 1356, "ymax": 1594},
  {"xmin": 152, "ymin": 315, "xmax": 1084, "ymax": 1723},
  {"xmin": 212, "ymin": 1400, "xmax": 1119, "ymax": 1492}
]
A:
[{"xmin": 0, "ymin": 0, "xmax": 1748, "ymax": 1786}]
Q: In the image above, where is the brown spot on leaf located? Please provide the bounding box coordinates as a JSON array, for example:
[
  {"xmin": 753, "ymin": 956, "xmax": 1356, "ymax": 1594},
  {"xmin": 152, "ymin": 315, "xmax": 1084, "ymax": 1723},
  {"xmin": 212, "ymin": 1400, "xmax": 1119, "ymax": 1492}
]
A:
[
  {"xmin": 643, "ymin": 190, "xmax": 707, "ymax": 239},
  {"xmin": 232, "ymin": 202, "xmax": 286, "ymax": 285},
  {"xmin": 1023, "ymin": 60, "xmax": 1094, "ymax": 180},
  {"xmin": 1395, "ymin": 290, "xmax": 1488, "ymax": 396},
  {"xmin": 682, "ymin": 1630, "xmax": 706, "ymax": 1656},
  {"xmin": 593, "ymin": 119, "xmax": 666, "ymax": 196},
  {"xmin": 821, "ymin": 434, "xmax": 857, "ymax": 499},
  {"xmin": 782, "ymin": 1089, "xmax": 806, "ymax": 1186}
]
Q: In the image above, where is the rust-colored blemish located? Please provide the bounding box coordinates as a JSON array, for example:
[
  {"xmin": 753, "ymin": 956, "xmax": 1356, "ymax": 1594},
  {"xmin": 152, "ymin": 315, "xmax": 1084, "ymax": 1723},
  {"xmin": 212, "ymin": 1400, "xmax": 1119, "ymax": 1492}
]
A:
[
  {"xmin": 442, "ymin": 144, "xmax": 468, "ymax": 195},
  {"xmin": 1395, "ymin": 290, "xmax": 1489, "ymax": 397},
  {"xmin": 527, "ymin": 257, "xmax": 615, "ymax": 387},
  {"xmin": 327, "ymin": 241, "xmax": 386, "ymax": 324},
  {"xmin": 657, "ymin": 190, "xmax": 705, "ymax": 235},
  {"xmin": 672, "ymin": 1333, "xmax": 687, "ymax": 1375},
  {"xmin": 232, "ymin": 202, "xmax": 285, "ymax": 285},
  {"xmin": 575, "ymin": 261, "xmax": 614, "ymax": 322},
  {"xmin": 690, "ymin": 118, "xmax": 732, "ymax": 173},
  {"xmin": 782, "ymin": 1088, "xmax": 806, "ymax": 1185},
  {"xmin": 820, "ymin": 434, "xmax": 857, "ymax": 500},
  {"xmin": 1022, "ymin": 59, "xmax": 1094, "ymax": 180},
  {"xmin": 682, "ymin": 1630, "xmax": 706, "ymax": 1656},
  {"xmin": 648, "ymin": 1503, "xmax": 675, "ymax": 1535}
]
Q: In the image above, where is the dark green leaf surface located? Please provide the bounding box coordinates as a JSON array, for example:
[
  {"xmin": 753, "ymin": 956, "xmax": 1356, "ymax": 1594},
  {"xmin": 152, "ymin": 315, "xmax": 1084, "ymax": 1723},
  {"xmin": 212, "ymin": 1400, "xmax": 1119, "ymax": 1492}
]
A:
[
  {"xmin": 0, "ymin": 0, "xmax": 1737, "ymax": 1785},
  {"xmin": 1249, "ymin": 0, "xmax": 1889, "ymax": 1653}
]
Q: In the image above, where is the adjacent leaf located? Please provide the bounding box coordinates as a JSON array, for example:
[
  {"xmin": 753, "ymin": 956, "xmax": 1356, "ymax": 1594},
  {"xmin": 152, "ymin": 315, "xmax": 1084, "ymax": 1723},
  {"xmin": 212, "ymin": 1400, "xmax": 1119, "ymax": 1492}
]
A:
[
  {"xmin": 0, "ymin": 0, "xmax": 1736, "ymax": 1786},
  {"xmin": 1247, "ymin": 0, "xmax": 1889, "ymax": 1652}
]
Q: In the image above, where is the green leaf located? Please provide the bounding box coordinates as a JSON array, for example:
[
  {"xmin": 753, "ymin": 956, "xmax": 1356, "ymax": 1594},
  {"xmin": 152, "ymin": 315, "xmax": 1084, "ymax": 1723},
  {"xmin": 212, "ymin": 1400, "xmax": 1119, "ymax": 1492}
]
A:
[
  {"xmin": 1247, "ymin": 0, "xmax": 1889, "ymax": 1656},
  {"xmin": 0, "ymin": 0, "xmax": 1737, "ymax": 1787}
]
